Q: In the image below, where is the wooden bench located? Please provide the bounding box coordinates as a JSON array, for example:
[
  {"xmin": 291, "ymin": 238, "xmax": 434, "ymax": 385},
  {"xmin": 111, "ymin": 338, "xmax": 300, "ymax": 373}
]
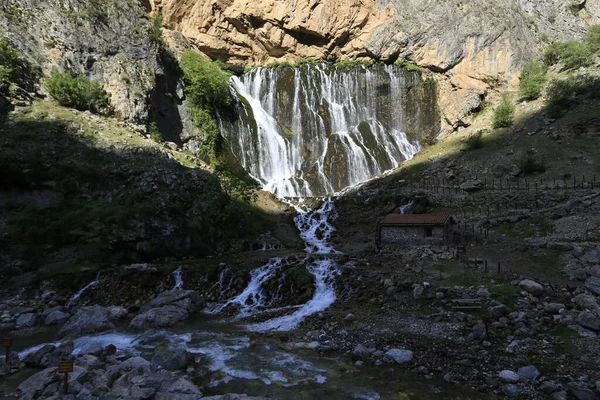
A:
[{"xmin": 451, "ymin": 298, "xmax": 482, "ymax": 309}]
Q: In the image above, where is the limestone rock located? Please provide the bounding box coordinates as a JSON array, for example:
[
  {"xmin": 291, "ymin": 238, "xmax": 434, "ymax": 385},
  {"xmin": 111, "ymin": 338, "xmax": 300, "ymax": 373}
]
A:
[
  {"xmin": 517, "ymin": 365, "xmax": 540, "ymax": 382},
  {"xmin": 16, "ymin": 313, "xmax": 37, "ymax": 328},
  {"xmin": 151, "ymin": 346, "xmax": 194, "ymax": 370},
  {"xmin": 129, "ymin": 289, "xmax": 203, "ymax": 330},
  {"xmin": 498, "ymin": 370, "xmax": 520, "ymax": 383},
  {"xmin": 384, "ymin": 348, "xmax": 413, "ymax": 364},
  {"xmin": 57, "ymin": 306, "xmax": 117, "ymax": 338},
  {"xmin": 519, "ymin": 279, "xmax": 544, "ymax": 296},
  {"xmin": 585, "ymin": 276, "xmax": 600, "ymax": 296},
  {"xmin": 577, "ymin": 311, "xmax": 600, "ymax": 331}
]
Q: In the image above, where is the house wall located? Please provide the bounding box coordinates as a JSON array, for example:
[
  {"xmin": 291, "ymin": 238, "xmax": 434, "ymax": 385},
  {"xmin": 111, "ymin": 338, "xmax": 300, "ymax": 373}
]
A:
[{"xmin": 380, "ymin": 225, "xmax": 447, "ymax": 246}]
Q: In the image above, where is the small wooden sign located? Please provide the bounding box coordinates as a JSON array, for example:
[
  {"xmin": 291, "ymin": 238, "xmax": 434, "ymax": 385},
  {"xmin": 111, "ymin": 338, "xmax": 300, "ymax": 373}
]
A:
[
  {"xmin": 58, "ymin": 360, "xmax": 74, "ymax": 373},
  {"xmin": 1, "ymin": 338, "xmax": 11, "ymax": 347},
  {"xmin": 2, "ymin": 338, "xmax": 11, "ymax": 364}
]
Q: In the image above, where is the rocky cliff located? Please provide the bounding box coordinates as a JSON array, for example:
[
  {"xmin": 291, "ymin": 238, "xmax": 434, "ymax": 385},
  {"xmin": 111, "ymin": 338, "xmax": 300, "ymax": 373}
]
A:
[{"xmin": 151, "ymin": 0, "xmax": 599, "ymax": 133}]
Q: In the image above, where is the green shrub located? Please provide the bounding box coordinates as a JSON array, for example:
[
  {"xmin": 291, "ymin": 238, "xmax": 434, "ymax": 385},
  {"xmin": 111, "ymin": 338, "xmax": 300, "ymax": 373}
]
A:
[
  {"xmin": 149, "ymin": 13, "xmax": 164, "ymax": 48},
  {"xmin": 0, "ymin": 38, "xmax": 21, "ymax": 93},
  {"xmin": 46, "ymin": 70, "xmax": 108, "ymax": 112},
  {"xmin": 465, "ymin": 130, "xmax": 485, "ymax": 150},
  {"xmin": 148, "ymin": 121, "xmax": 162, "ymax": 143},
  {"xmin": 546, "ymin": 74, "xmax": 600, "ymax": 117},
  {"xmin": 543, "ymin": 42, "xmax": 568, "ymax": 66},
  {"xmin": 560, "ymin": 41, "xmax": 593, "ymax": 69},
  {"xmin": 190, "ymin": 107, "xmax": 221, "ymax": 162},
  {"xmin": 519, "ymin": 149, "xmax": 546, "ymax": 175},
  {"xmin": 518, "ymin": 61, "xmax": 548, "ymax": 100},
  {"xmin": 180, "ymin": 50, "xmax": 232, "ymax": 110},
  {"xmin": 492, "ymin": 93, "xmax": 514, "ymax": 129},
  {"xmin": 586, "ymin": 24, "xmax": 600, "ymax": 53},
  {"xmin": 394, "ymin": 60, "xmax": 424, "ymax": 72}
]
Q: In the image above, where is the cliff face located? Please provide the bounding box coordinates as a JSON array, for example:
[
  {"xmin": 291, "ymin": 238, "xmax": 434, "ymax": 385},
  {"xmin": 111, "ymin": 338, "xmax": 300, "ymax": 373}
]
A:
[{"xmin": 152, "ymin": 0, "xmax": 598, "ymax": 133}]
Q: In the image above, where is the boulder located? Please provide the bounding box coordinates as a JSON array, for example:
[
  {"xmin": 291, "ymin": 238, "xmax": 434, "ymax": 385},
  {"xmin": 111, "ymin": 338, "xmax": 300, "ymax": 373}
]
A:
[
  {"xmin": 582, "ymin": 248, "xmax": 600, "ymax": 265},
  {"xmin": 57, "ymin": 306, "xmax": 116, "ymax": 338},
  {"xmin": 568, "ymin": 324, "xmax": 598, "ymax": 338},
  {"xmin": 39, "ymin": 342, "xmax": 74, "ymax": 368},
  {"xmin": 44, "ymin": 310, "xmax": 70, "ymax": 325},
  {"xmin": 130, "ymin": 289, "xmax": 202, "ymax": 330},
  {"xmin": 566, "ymin": 382, "xmax": 600, "ymax": 400},
  {"xmin": 17, "ymin": 367, "xmax": 60, "ymax": 398},
  {"xmin": 23, "ymin": 344, "xmax": 55, "ymax": 367},
  {"xmin": 517, "ymin": 365, "xmax": 540, "ymax": 382},
  {"xmin": 166, "ymin": 378, "xmax": 202, "ymax": 395},
  {"xmin": 383, "ymin": 349, "xmax": 413, "ymax": 364},
  {"xmin": 519, "ymin": 279, "xmax": 544, "ymax": 296},
  {"xmin": 503, "ymin": 384, "xmax": 519, "ymax": 398},
  {"xmin": 572, "ymin": 294, "xmax": 600, "ymax": 315},
  {"xmin": 106, "ymin": 306, "xmax": 128, "ymax": 320},
  {"xmin": 16, "ymin": 313, "xmax": 37, "ymax": 328},
  {"xmin": 577, "ymin": 311, "xmax": 600, "ymax": 331},
  {"xmin": 540, "ymin": 381, "xmax": 560, "ymax": 394},
  {"xmin": 544, "ymin": 303, "xmax": 566, "ymax": 314},
  {"xmin": 351, "ymin": 344, "xmax": 373, "ymax": 361},
  {"xmin": 585, "ymin": 277, "xmax": 600, "ymax": 296},
  {"xmin": 489, "ymin": 304, "xmax": 510, "ymax": 318},
  {"xmin": 151, "ymin": 346, "xmax": 194, "ymax": 371},
  {"xmin": 498, "ymin": 370, "xmax": 520, "ymax": 383}
]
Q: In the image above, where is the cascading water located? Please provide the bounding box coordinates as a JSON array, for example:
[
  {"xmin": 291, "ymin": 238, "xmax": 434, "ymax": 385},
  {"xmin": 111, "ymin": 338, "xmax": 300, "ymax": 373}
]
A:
[
  {"xmin": 172, "ymin": 266, "xmax": 184, "ymax": 289},
  {"xmin": 222, "ymin": 63, "xmax": 422, "ymax": 197},
  {"xmin": 208, "ymin": 199, "xmax": 340, "ymax": 331},
  {"xmin": 66, "ymin": 272, "xmax": 101, "ymax": 307}
]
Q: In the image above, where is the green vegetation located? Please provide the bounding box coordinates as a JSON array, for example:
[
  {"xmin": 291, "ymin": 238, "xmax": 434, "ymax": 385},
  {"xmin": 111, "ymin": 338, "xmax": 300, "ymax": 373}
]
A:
[
  {"xmin": 148, "ymin": 13, "xmax": 164, "ymax": 48},
  {"xmin": 394, "ymin": 60, "xmax": 424, "ymax": 72},
  {"xmin": 518, "ymin": 61, "xmax": 548, "ymax": 100},
  {"xmin": 0, "ymin": 38, "xmax": 21, "ymax": 94},
  {"xmin": 148, "ymin": 121, "xmax": 162, "ymax": 143},
  {"xmin": 335, "ymin": 58, "xmax": 374, "ymax": 71},
  {"xmin": 518, "ymin": 149, "xmax": 546, "ymax": 175},
  {"xmin": 546, "ymin": 73, "xmax": 600, "ymax": 117},
  {"xmin": 544, "ymin": 25, "xmax": 600, "ymax": 70},
  {"xmin": 46, "ymin": 70, "xmax": 108, "ymax": 112},
  {"xmin": 179, "ymin": 50, "xmax": 257, "ymax": 205},
  {"xmin": 492, "ymin": 92, "xmax": 514, "ymax": 129},
  {"xmin": 464, "ymin": 130, "xmax": 485, "ymax": 150}
]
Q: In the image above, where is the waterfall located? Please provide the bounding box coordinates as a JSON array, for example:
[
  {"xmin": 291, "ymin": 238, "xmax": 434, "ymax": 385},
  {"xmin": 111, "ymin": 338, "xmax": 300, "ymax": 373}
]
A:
[
  {"xmin": 399, "ymin": 200, "xmax": 414, "ymax": 215},
  {"xmin": 172, "ymin": 267, "xmax": 184, "ymax": 289},
  {"xmin": 67, "ymin": 272, "xmax": 101, "ymax": 307},
  {"xmin": 222, "ymin": 63, "xmax": 421, "ymax": 197}
]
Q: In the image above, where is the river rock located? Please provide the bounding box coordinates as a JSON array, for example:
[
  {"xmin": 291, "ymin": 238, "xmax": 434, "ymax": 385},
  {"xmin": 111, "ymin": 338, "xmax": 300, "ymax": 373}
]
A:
[
  {"xmin": 540, "ymin": 380, "xmax": 560, "ymax": 394},
  {"xmin": 352, "ymin": 344, "xmax": 373, "ymax": 361},
  {"xmin": 44, "ymin": 310, "xmax": 70, "ymax": 325},
  {"xmin": 519, "ymin": 279, "xmax": 544, "ymax": 296},
  {"xmin": 577, "ymin": 311, "xmax": 600, "ymax": 331},
  {"xmin": 498, "ymin": 370, "xmax": 520, "ymax": 383},
  {"xmin": 489, "ymin": 304, "xmax": 510, "ymax": 318},
  {"xmin": 566, "ymin": 382, "xmax": 600, "ymax": 400},
  {"xmin": 18, "ymin": 367, "xmax": 60, "ymax": 398},
  {"xmin": 582, "ymin": 247, "xmax": 600, "ymax": 264},
  {"xmin": 106, "ymin": 306, "xmax": 128, "ymax": 320},
  {"xmin": 166, "ymin": 378, "xmax": 202, "ymax": 395},
  {"xmin": 384, "ymin": 349, "xmax": 413, "ymax": 364},
  {"xmin": 568, "ymin": 324, "xmax": 598, "ymax": 338},
  {"xmin": 517, "ymin": 365, "xmax": 541, "ymax": 382},
  {"xmin": 130, "ymin": 289, "xmax": 202, "ymax": 330},
  {"xmin": 57, "ymin": 306, "xmax": 116, "ymax": 338},
  {"xmin": 23, "ymin": 344, "xmax": 56, "ymax": 367},
  {"xmin": 544, "ymin": 303, "xmax": 566, "ymax": 314},
  {"xmin": 503, "ymin": 384, "xmax": 519, "ymax": 398},
  {"xmin": 40, "ymin": 342, "xmax": 74, "ymax": 368},
  {"xmin": 16, "ymin": 313, "xmax": 37, "ymax": 328},
  {"xmin": 572, "ymin": 294, "xmax": 600, "ymax": 313},
  {"xmin": 584, "ymin": 277, "xmax": 600, "ymax": 296},
  {"xmin": 151, "ymin": 346, "xmax": 194, "ymax": 371}
]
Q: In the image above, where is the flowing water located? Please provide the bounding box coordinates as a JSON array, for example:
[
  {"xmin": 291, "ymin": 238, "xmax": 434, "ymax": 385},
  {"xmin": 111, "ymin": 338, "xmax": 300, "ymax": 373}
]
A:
[
  {"xmin": 66, "ymin": 272, "xmax": 101, "ymax": 307},
  {"xmin": 2, "ymin": 65, "xmax": 477, "ymax": 398},
  {"xmin": 222, "ymin": 63, "xmax": 422, "ymax": 197}
]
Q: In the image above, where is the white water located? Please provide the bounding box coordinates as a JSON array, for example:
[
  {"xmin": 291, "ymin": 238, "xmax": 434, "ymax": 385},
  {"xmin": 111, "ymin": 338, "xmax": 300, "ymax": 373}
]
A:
[
  {"xmin": 208, "ymin": 199, "xmax": 340, "ymax": 331},
  {"xmin": 223, "ymin": 64, "xmax": 421, "ymax": 197},
  {"xmin": 66, "ymin": 272, "xmax": 101, "ymax": 307},
  {"xmin": 172, "ymin": 266, "xmax": 184, "ymax": 289},
  {"xmin": 399, "ymin": 200, "xmax": 414, "ymax": 215}
]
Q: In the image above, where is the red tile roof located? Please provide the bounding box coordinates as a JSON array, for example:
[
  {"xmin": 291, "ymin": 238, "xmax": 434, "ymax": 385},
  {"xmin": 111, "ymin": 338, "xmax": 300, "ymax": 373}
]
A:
[{"xmin": 380, "ymin": 213, "xmax": 453, "ymax": 226}]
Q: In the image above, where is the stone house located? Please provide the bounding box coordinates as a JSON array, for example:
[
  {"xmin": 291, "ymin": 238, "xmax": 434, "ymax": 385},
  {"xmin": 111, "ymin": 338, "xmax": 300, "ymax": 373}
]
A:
[{"xmin": 377, "ymin": 213, "xmax": 455, "ymax": 246}]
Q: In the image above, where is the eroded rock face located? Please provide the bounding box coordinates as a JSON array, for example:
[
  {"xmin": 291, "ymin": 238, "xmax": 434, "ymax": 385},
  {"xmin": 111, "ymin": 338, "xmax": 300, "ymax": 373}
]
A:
[
  {"xmin": 129, "ymin": 289, "xmax": 203, "ymax": 330},
  {"xmin": 152, "ymin": 0, "xmax": 598, "ymax": 133}
]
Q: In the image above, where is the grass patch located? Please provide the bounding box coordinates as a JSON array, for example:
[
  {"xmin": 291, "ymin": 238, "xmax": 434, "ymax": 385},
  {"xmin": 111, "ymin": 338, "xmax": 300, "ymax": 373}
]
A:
[
  {"xmin": 552, "ymin": 325, "xmax": 578, "ymax": 354},
  {"xmin": 495, "ymin": 217, "xmax": 552, "ymax": 239}
]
